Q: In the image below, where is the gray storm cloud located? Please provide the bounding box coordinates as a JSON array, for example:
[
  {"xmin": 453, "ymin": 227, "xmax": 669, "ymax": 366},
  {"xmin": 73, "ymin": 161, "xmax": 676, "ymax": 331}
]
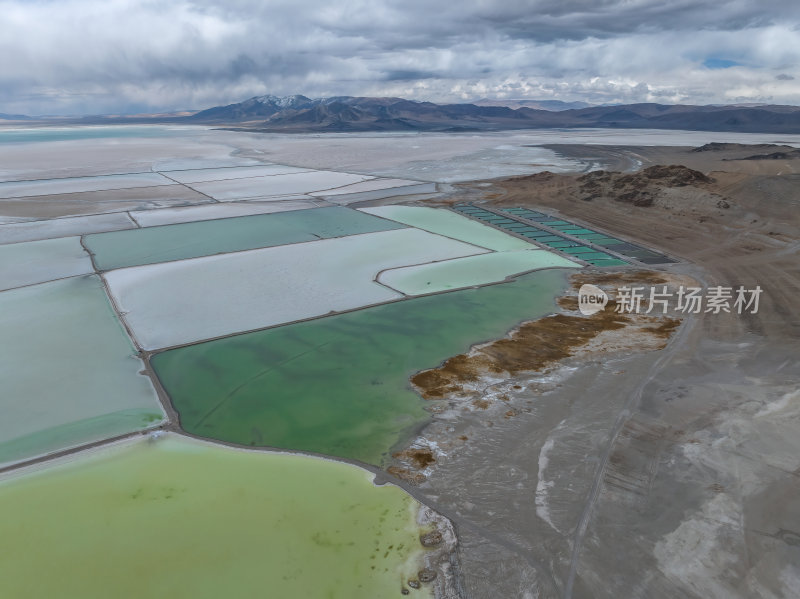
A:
[{"xmin": 1, "ymin": 0, "xmax": 799, "ymax": 115}]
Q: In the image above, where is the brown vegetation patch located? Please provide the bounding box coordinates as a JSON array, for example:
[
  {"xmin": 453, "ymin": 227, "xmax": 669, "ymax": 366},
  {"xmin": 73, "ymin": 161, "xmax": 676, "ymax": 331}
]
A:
[
  {"xmin": 393, "ymin": 447, "xmax": 436, "ymax": 469},
  {"xmin": 412, "ymin": 304, "xmax": 632, "ymax": 399},
  {"xmin": 387, "ymin": 466, "xmax": 426, "ymax": 485},
  {"xmin": 643, "ymin": 318, "xmax": 682, "ymax": 339},
  {"xmin": 411, "ymin": 269, "xmax": 681, "ymax": 400}
]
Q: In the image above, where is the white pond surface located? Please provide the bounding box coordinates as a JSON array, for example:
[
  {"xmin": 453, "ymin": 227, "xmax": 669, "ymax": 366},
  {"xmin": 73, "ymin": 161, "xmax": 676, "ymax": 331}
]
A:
[
  {"xmin": 159, "ymin": 164, "xmax": 312, "ymax": 184},
  {"xmin": 0, "ymin": 236, "xmax": 94, "ymax": 291},
  {"xmin": 312, "ymin": 179, "xmax": 437, "ymax": 204},
  {"xmin": 0, "ymin": 212, "xmax": 136, "ymax": 244},
  {"xmin": 378, "ymin": 249, "xmax": 581, "ymax": 295},
  {"xmin": 0, "ymin": 172, "xmax": 172, "ymax": 199},
  {"xmin": 129, "ymin": 199, "xmax": 326, "ymax": 227},
  {"xmin": 105, "ymin": 228, "xmax": 488, "ymax": 349},
  {"xmin": 186, "ymin": 170, "xmax": 374, "ymax": 201}
]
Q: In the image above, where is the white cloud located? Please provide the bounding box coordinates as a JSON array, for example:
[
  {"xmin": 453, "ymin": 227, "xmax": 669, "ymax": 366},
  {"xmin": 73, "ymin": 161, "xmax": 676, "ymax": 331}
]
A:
[{"xmin": 0, "ymin": 0, "xmax": 798, "ymax": 114}]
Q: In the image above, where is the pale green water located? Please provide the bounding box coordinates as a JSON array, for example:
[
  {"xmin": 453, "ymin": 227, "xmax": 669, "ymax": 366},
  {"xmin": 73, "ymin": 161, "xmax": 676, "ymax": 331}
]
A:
[
  {"xmin": 0, "ymin": 236, "xmax": 93, "ymax": 291},
  {"xmin": 0, "ymin": 275, "xmax": 163, "ymax": 465},
  {"xmin": 360, "ymin": 205, "xmax": 531, "ymax": 251},
  {"xmin": 85, "ymin": 206, "xmax": 406, "ymax": 270},
  {"xmin": 0, "ymin": 435, "xmax": 431, "ymax": 599},
  {"xmin": 153, "ymin": 269, "xmax": 569, "ymax": 465},
  {"xmin": 0, "ymin": 126, "xmax": 196, "ymax": 144},
  {"xmin": 379, "ymin": 249, "xmax": 580, "ymax": 295}
]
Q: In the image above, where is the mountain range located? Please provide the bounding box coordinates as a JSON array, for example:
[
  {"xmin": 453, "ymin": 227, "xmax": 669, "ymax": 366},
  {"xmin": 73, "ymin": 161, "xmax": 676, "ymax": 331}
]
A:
[
  {"xmin": 4, "ymin": 95, "xmax": 800, "ymax": 134},
  {"xmin": 186, "ymin": 95, "xmax": 800, "ymax": 134}
]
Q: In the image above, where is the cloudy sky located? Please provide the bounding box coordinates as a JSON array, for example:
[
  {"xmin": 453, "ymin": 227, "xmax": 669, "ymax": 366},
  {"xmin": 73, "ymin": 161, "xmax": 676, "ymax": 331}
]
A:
[{"xmin": 2, "ymin": 0, "xmax": 800, "ymax": 115}]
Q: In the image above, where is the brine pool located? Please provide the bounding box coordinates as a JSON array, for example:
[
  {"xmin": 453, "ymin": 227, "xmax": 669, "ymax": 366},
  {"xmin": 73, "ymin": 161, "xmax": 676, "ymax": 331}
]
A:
[
  {"xmin": 0, "ymin": 434, "xmax": 432, "ymax": 599},
  {"xmin": 152, "ymin": 268, "xmax": 570, "ymax": 465}
]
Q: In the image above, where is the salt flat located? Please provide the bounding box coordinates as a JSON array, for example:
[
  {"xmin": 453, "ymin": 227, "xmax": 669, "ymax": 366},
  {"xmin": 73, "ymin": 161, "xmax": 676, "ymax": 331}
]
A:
[
  {"xmin": 0, "ymin": 275, "xmax": 164, "ymax": 465},
  {"xmin": 105, "ymin": 228, "xmax": 488, "ymax": 349},
  {"xmin": 378, "ymin": 249, "xmax": 580, "ymax": 295},
  {"xmin": 0, "ymin": 236, "xmax": 94, "ymax": 291}
]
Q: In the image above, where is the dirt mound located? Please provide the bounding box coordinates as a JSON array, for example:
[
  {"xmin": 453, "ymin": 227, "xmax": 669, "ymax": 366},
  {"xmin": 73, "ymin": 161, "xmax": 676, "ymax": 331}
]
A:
[
  {"xmin": 575, "ymin": 165, "xmax": 710, "ymax": 207},
  {"xmin": 690, "ymin": 142, "xmax": 786, "ymax": 153},
  {"xmin": 739, "ymin": 149, "xmax": 800, "ymax": 160},
  {"xmin": 639, "ymin": 165, "xmax": 712, "ymax": 186}
]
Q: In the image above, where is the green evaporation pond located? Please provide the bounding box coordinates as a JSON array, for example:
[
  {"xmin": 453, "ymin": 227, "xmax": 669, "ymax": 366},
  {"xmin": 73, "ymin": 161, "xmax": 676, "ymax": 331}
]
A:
[
  {"xmin": 0, "ymin": 435, "xmax": 431, "ymax": 599},
  {"xmin": 153, "ymin": 269, "xmax": 570, "ymax": 465},
  {"xmin": 84, "ymin": 206, "xmax": 405, "ymax": 270}
]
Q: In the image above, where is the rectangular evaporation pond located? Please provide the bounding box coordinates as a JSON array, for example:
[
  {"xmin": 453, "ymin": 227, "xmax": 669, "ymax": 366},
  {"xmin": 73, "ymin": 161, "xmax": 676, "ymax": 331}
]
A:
[
  {"xmin": 85, "ymin": 206, "xmax": 405, "ymax": 270},
  {"xmin": 586, "ymin": 258, "xmax": 629, "ymax": 267},
  {"xmin": 535, "ymin": 220, "xmax": 572, "ymax": 226},
  {"xmin": 159, "ymin": 164, "xmax": 312, "ymax": 184},
  {"xmin": 151, "ymin": 269, "xmax": 571, "ymax": 465},
  {"xmin": 187, "ymin": 171, "xmax": 373, "ymax": 201},
  {"xmin": 378, "ymin": 249, "xmax": 581, "ymax": 295},
  {"xmin": 0, "ymin": 172, "xmax": 172, "ymax": 199},
  {"xmin": 0, "ymin": 275, "xmax": 163, "ymax": 466},
  {"xmin": 600, "ymin": 242, "xmax": 645, "ymax": 252},
  {"xmin": 521, "ymin": 232, "xmax": 557, "ymax": 239},
  {"xmin": 546, "ymin": 241, "xmax": 583, "ymax": 249},
  {"xmin": 545, "ymin": 223, "xmax": 578, "ymax": 229},
  {"xmin": 560, "ymin": 246, "xmax": 600, "ymax": 255},
  {"xmin": 358, "ymin": 206, "xmax": 530, "ymax": 251},
  {"xmin": 576, "ymin": 251, "xmax": 617, "ymax": 260},
  {"xmin": 502, "ymin": 207, "xmax": 545, "ymax": 215},
  {"xmin": 501, "ymin": 223, "xmax": 536, "ymax": 230},
  {"xmin": 572, "ymin": 232, "xmax": 613, "ymax": 240},
  {"xmin": 557, "ymin": 228, "xmax": 598, "ymax": 236},
  {"xmin": 482, "ymin": 218, "xmax": 517, "ymax": 224},
  {"xmin": 587, "ymin": 238, "xmax": 626, "ymax": 246},
  {"xmin": 619, "ymin": 250, "xmax": 668, "ymax": 260},
  {"xmin": 105, "ymin": 228, "xmax": 489, "ymax": 350},
  {"xmin": 535, "ymin": 236, "xmax": 569, "ymax": 243},
  {"xmin": 509, "ymin": 227, "xmax": 547, "ymax": 234},
  {"xmin": 130, "ymin": 199, "xmax": 321, "ymax": 228},
  {"xmin": 0, "ymin": 212, "xmax": 136, "ymax": 245},
  {"xmin": 0, "ymin": 236, "xmax": 94, "ymax": 291}
]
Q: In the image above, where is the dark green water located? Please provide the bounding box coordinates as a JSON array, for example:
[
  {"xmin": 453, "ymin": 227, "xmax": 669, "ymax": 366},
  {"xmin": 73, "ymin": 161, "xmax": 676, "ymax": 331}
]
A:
[
  {"xmin": 152, "ymin": 269, "xmax": 569, "ymax": 465},
  {"xmin": 85, "ymin": 206, "xmax": 405, "ymax": 270}
]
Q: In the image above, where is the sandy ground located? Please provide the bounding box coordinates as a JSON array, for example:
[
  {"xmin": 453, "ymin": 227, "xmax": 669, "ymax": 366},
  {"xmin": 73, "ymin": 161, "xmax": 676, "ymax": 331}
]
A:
[{"xmin": 385, "ymin": 143, "xmax": 800, "ymax": 598}]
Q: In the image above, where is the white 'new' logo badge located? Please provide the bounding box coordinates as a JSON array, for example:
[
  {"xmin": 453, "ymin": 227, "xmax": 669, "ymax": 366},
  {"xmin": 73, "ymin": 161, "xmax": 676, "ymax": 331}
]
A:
[{"xmin": 578, "ymin": 284, "xmax": 608, "ymax": 315}]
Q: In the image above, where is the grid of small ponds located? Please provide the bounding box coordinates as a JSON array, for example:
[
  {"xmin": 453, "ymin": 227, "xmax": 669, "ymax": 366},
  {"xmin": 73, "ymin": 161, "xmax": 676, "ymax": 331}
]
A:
[{"xmin": 452, "ymin": 204, "xmax": 676, "ymax": 266}]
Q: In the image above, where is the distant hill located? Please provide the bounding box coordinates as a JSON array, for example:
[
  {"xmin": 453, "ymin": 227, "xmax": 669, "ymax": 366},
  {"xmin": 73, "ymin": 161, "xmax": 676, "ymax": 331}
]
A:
[
  {"xmin": 186, "ymin": 96, "xmax": 800, "ymax": 134},
  {"xmin": 472, "ymin": 99, "xmax": 592, "ymax": 111},
  {"xmin": 0, "ymin": 112, "xmax": 31, "ymax": 120}
]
